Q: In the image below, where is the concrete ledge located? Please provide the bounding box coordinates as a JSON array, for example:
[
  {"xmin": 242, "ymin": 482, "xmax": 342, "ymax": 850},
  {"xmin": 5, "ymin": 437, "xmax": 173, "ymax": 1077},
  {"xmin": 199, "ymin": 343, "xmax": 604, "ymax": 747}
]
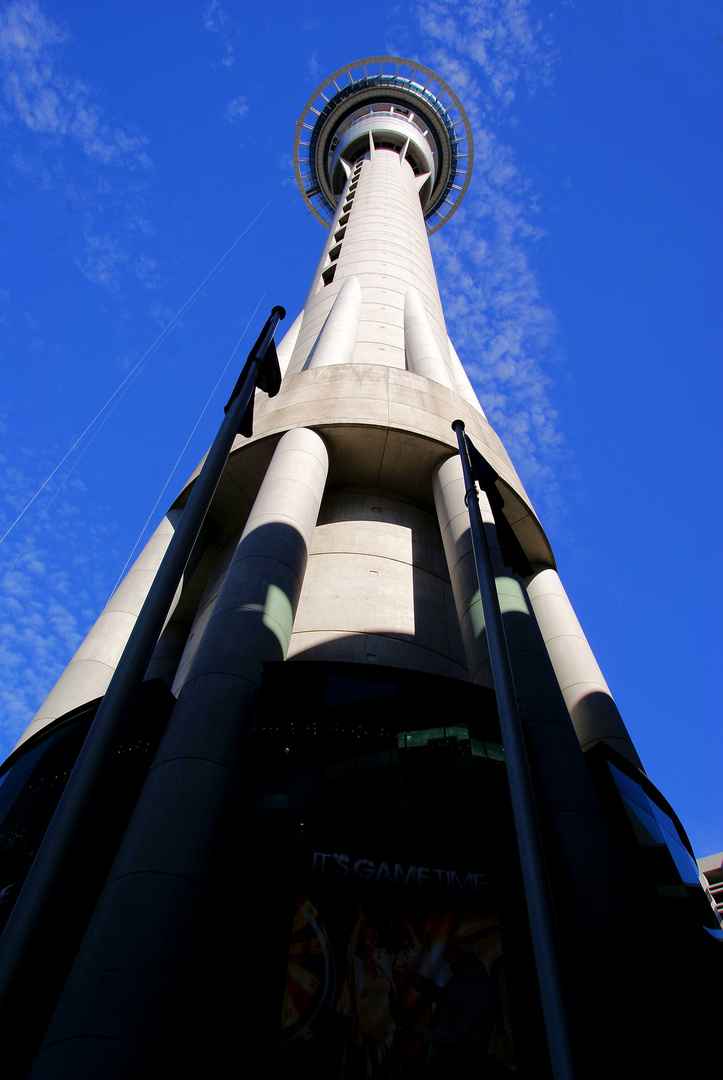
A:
[{"xmin": 178, "ymin": 365, "xmax": 555, "ymax": 569}]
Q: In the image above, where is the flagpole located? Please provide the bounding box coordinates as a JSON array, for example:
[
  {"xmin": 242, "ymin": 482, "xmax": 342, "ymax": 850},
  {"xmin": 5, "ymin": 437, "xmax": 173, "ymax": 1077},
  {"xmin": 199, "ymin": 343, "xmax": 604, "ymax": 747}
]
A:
[
  {"xmin": 452, "ymin": 419, "xmax": 578, "ymax": 1080},
  {"xmin": 0, "ymin": 306, "xmax": 285, "ymax": 1014}
]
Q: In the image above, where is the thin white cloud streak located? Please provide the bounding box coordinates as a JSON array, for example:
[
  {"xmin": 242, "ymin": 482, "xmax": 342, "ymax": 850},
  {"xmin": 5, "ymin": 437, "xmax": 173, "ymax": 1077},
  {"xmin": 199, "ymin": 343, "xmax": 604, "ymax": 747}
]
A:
[{"xmin": 416, "ymin": 0, "xmax": 563, "ymax": 513}]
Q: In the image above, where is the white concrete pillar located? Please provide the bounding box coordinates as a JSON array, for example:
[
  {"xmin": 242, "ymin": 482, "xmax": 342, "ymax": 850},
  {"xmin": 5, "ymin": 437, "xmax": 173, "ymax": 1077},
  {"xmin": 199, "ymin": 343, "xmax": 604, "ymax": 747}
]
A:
[
  {"xmin": 432, "ymin": 452, "xmax": 636, "ymax": 1033},
  {"xmin": 18, "ymin": 515, "xmax": 180, "ymax": 747},
  {"xmin": 432, "ymin": 454, "xmax": 563, "ymax": 713},
  {"xmin": 172, "ymin": 426, "xmax": 329, "ymax": 705},
  {"xmin": 433, "ymin": 454, "xmax": 492, "ymax": 687},
  {"xmin": 276, "ymin": 309, "xmax": 304, "ymax": 378},
  {"xmin": 447, "ymin": 337, "xmax": 487, "ymax": 417},
  {"xmin": 527, "ymin": 567, "xmax": 643, "ymax": 768},
  {"xmin": 404, "ymin": 286, "xmax": 455, "ymax": 390},
  {"xmin": 31, "ymin": 427, "xmax": 329, "ymax": 1077},
  {"xmin": 307, "ymin": 275, "xmax": 361, "ymax": 369}
]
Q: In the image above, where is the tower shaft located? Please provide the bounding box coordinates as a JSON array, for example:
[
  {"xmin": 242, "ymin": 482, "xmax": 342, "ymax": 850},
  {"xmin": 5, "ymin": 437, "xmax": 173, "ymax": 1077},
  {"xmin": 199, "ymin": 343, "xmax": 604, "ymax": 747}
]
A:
[
  {"xmin": 2, "ymin": 56, "xmax": 715, "ymax": 1080},
  {"xmin": 292, "ymin": 147, "xmax": 450, "ymax": 373}
]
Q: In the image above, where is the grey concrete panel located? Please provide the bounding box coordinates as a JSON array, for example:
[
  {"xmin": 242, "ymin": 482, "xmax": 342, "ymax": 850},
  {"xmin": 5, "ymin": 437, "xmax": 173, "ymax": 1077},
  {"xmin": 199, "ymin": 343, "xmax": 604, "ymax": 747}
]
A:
[
  {"xmin": 288, "ymin": 484, "xmax": 466, "ymax": 674},
  {"xmin": 358, "ymin": 286, "xmax": 406, "ymax": 311},
  {"xmin": 314, "ymin": 491, "xmax": 450, "ymax": 578},
  {"xmin": 173, "ymin": 427, "xmax": 328, "ymax": 698},
  {"xmin": 356, "ymin": 319, "xmax": 405, "ymax": 350},
  {"xmin": 294, "ymin": 551, "xmax": 415, "ymax": 635},
  {"xmin": 354, "ymin": 341, "xmax": 406, "ymax": 367},
  {"xmin": 287, "ymin": 630, "xmax": 469, "ymax": 681}
]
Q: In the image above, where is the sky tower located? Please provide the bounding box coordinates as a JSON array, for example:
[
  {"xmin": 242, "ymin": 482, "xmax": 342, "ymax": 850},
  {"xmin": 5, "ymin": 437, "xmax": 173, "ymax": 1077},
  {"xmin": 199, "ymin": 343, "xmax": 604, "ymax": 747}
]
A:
[{"xmin": 0, "ymin": 56, "xmax": 718, "ymax": 1080}]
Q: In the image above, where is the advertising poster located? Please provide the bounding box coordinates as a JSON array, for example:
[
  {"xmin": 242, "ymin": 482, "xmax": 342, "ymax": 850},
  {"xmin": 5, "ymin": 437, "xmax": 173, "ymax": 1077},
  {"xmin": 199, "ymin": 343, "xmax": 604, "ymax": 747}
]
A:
[{"xmin": 280, "ymin": 842, "xmax": 516, "ymax": 1078}]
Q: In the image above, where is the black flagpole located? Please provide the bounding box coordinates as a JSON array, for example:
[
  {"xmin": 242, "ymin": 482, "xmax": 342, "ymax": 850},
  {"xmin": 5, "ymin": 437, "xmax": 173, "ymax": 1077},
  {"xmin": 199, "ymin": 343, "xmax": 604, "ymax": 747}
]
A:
[
  {"xmin": 452, "ymin": 418, "xmax": 577, "ymax": 1080},
  {"xmin": 0, "ymin": 306, "xmax": 285, "ymax": 1014}
]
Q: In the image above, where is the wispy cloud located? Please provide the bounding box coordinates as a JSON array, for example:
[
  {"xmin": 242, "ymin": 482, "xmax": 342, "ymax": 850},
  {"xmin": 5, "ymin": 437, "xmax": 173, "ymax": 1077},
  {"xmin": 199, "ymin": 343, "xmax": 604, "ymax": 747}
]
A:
[
  {"xmin": 0, "ymin": 441, "xmax": 124, "ymax": 755},
  {"xmin": 416, "ymin": 0, "xmax": 563, "ymax": 515},
  {"xmin": 0, "ymin": 1, "xmax": 155, "ymax": 296},
  {"xmin": 223, "ymin": 94, "xmax": 248, "ymax": 123},
  {"xmin": 202, "ymin": 0, "xmax": 228, "ymax": 33},
  {"xmin": 74, "ymin": 231, "xmax": 129, "ymax": 290},
  {"xmin": 202, "ymin": 0, "xmax": 235, "ymax": 68},
  {"xmin": 133, "ymin": 252, "xmax": 160, "ymax": 289},
  {"xmin": 417, "ymin": 0, "xmax": 554, "ymax": 110},
  {"xmin": 0, "ymin": 0, "xmax": 150, "ymax": 167}
]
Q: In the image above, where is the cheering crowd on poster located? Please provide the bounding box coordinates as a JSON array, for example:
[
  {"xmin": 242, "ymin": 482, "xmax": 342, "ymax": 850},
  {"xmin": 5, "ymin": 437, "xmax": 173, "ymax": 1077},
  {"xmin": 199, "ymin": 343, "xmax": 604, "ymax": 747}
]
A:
[{"xmin": 282, "ymin": 865, "xmax": 516, "ymax": 1078}]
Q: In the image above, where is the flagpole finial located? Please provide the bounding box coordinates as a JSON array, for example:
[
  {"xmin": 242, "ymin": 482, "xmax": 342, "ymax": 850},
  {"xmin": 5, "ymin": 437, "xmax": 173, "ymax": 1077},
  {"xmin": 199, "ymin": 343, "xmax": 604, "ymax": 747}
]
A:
[{"xmin": 452, "ymin": 419, "xmax": 466, "ymax": 433}]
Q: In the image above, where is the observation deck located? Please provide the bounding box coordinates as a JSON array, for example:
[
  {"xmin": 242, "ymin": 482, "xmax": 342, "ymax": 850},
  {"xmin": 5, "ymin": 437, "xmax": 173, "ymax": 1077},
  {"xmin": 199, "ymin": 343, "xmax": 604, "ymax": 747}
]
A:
[{"xmin": 294, "ymin": 56, "xmax": 474, "ymax": 235}]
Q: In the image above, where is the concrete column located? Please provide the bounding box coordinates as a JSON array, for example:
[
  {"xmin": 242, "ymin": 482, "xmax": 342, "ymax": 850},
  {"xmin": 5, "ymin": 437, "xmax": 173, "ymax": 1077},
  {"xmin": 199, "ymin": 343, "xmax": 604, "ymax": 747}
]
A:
[
  {"xmin": 18, "ymin": 515, "xmax": 180, "ymax": 747},
  {"xmin": 447, "ymin": 337, "xmax": 487, "ymax": 417},
  {"xmin": 432, "ymin": 454, "xmax": 641, "ymax": 1068},
  {"xmin": 307, "ymin": 275, "xmax": 361, "ymax": 369},
  {"xmin": 433, "ymin": 454, "xmax": 590, "ymax": 726},
  {"xmin": 432, "ymin": 455, "xmax": 493, "ymax": 688},
  {"xmin": 167, "ymin": 527, "xmax": 242, "ymax": 696},
  {"xmin": 276, "ymin": 309, "xmax": 304, "ymax": 378},
  {"xmin": 404, "ymin": 286, "xmax": 455, "ymax": 390},
  {"xmin": 527, "ymin": 566, "xmax": 643, "ymax": 769},
  {"xmin": 432, "ymin": 455, "xmax": 564, "ymax": 707},
  {"xmin": 30, "ymin": 427, "xmax": 328, "ymax": 1079}
]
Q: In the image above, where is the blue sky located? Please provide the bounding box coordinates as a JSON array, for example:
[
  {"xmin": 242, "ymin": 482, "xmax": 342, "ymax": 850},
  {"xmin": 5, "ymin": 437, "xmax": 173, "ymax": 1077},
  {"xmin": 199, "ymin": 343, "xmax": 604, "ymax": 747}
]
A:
[{"xmin": 0, "ymin": 0, "xmax": 720, "ymax": 856}]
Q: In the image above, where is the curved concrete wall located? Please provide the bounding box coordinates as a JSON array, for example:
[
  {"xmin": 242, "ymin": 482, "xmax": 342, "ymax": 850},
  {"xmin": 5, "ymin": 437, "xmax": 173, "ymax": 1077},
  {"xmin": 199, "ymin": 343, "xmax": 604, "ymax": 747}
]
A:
[{"xmin": 288, "ymin": 488, "xmax": 467, "ymax": 680}]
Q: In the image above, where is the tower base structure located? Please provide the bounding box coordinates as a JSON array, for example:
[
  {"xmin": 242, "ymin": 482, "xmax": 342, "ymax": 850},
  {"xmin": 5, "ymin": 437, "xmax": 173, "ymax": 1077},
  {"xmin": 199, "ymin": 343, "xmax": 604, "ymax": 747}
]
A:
[{"xmin": 0, "ymin": 57, "xmax": 719, "ymax": 1079}]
